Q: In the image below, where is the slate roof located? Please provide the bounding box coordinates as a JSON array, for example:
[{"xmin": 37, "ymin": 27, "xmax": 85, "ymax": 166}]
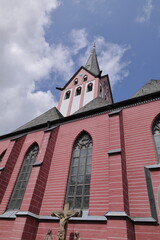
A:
[
  {"xmin": 15, "ymin": 107, "xmax": 63, "ymax": 132},
  {"xmin": 74, "ymin": 97, "xmax": 110, "ymax": 114},
  {"xmin": 85, "ymin": 46, "xmax": 101, "ymax": 76},
  {"xmin": 132, "ymin": 80, "xmax": 160, "ymax": 98}
]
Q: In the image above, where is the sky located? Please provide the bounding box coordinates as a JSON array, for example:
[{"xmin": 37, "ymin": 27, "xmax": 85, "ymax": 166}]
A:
[{"xmin": 0, "ymin": 0, "xmax": 160, "ymax": 135}]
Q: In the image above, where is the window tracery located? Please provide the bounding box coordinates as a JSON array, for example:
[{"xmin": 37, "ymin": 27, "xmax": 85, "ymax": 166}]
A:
[
  {"xmin": 66, "ymin": 133, "xmax": 92, "ymax": 209},
  {"xmin": 7, "ymin": 143, "xmax": 39, "ymax": 210}
]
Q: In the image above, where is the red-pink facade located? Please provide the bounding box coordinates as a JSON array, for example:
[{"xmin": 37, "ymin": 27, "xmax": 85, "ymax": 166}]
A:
[
  {"xmin": 0, "ymin": 97, "xmax": 160, "ymax": 239},
  {"xmin": 0, "ymin": 96, "xmax": 160, "ymax": 240}
]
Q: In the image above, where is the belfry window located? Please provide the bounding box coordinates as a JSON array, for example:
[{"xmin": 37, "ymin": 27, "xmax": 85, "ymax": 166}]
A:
[
  {"xmin": 75, "ymin": 87, "xmax": 82, "ymax": 96},
  {"xmin": 153, "ymin": 119, "xmax": 160, "ymax": 162},
  {"xmin": 64, "ymin": 90, "xmax": 71, "ymax": 100},
  {"xmin": 83, "ymin": 75, "xmax": 88, "ymax": 81},
  {"xmin": 0, "ymin": 150, "xmax": 6, "ymax": 162},
  {"xmin": 74, "ymin": 78, "xmax": 78, "ymax": 85},
  {"xmin": 66, "ymin": 132, "xmax": 92, "ymax": 209},
  {"xmin": 7, "ymin": 143, "xmax": 39, "ymax": 210},
  {"xmin": 87, "ymin": 83, "xmax": 93, "ymax": 92}
]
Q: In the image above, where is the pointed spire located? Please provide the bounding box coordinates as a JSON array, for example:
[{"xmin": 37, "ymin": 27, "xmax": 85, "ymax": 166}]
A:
[{"xmin": 85, "ymin": 43, "xmax": 101, "ymax": 76}]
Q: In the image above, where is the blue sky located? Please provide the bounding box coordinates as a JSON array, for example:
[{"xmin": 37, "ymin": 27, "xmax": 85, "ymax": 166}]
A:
[{"xmin": 0, "ymin": 0, "xmax": 159, "ymax": 135}]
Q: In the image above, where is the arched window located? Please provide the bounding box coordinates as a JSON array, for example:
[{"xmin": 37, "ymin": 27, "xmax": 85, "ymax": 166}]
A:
[
  {"xmin": 0, "ymin": 149, "xmax": 6, "ymax": 162},
  {"xmin": 87, "ymin": 83, "xmax": 93, "ymax": 92},
  {"xmin": 83, "ymin": 75, "xmax": 88, "ymax": 82},
  {"xmin": 74, "ymin": 78, "xmax": 78, "ymax": 85},
  {"xmin": 66, "ymin": 132, "xmax": 92, "ymax": 209},
  {"xmin": 7, "ymin": 143, "xmax": 39, "ymax": 210},
  {"xmin": 75, "ymin": 87, "xmax": 82, "ymax": 96},
  {"xmin": 64, "ymin": 90, "xmax": 71, "ymax": 100},
  {"xmin": 153, "ymin": 119, "xmax": 160, "ymax": 162}
]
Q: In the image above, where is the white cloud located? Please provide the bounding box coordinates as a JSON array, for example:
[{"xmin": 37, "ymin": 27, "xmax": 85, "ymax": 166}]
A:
[
  {"xmin": 136, "ymin": 0, "xmax": 154, "ymax": 23},
  {"xmin": 0, "ymin": 2, "xmax": 130, "ymax": 137},
  {"xmin": 70, "ymin": 28, "xmax": 89, "ymax": 54},
  {"xmin": 79, "ymin": 35, "xmax": 130, "ymax": 87},
  {"xmin": 0, "ymin": 0, "xmax": 75, "ymax": 135}
]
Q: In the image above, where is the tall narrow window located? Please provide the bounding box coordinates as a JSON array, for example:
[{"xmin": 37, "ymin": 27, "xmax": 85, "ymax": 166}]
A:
[
  {"xmin": 7, "ymin": 143, "xmax": 39, "ymax": 210},
  {"xmin": 66, "ymin": 133, "xmax": 92, "ymax": 209},
  {"xmin": 153, "ymin": 119, "xmax": 160, "ymax": 162}
]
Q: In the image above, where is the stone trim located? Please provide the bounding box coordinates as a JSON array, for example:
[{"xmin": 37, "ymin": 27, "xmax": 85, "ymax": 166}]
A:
[
  {"xmin": 105, "ymin": 211, "xmax": 158, "ymax": 224},
  {"xmin": 44, "ymin": 125, "xmax": 59, "ymax": 132},
  {"xmin": 0, "ymin": 210, "xmax": 106, "ymax": 222},
  {"xmin": 1, "ymin": 209, "xmax": 158, "ymax": 225},
  {"xmin": 32, "ymin": 161, "xmax": 43, "ymax": 167},
  {"xmin": 108, "ymin": 110, "xmax": 121, "ymax": 116},
  {"xmin": 108, "ymin": 149, "xmax": 121, "ymax": 155},
  {"xmin": 0, "ymin": 167, "xmax": 5, "ymax": 171},
  {"xmin": 10, "ymin": 134, "xmax": 26, "ymax": 141}
]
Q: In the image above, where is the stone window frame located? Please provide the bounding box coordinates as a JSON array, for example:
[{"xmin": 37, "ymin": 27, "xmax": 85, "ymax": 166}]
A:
[
  {"xmin": 7, "ymin": 143, "xmax": 39, "ymax": 210},
  {"xmin": 66, "ymin": 132, "xmax": 92, "ymax": 209}
]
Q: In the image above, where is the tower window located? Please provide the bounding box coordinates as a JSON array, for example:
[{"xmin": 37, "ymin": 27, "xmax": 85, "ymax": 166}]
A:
[
  {"xmin": 7, "ymin": 143, "xmax": 39, "ymax": 210},
  {"xmin": 74, "ymin": 78, "xmax": 78, "ymax": 85},
  {"xmin": 66, "ymin": 132, "xmax": 92, "ymax": 209},
  {"xmin": 153, "ymin": 119, "xmax": 160, "ymax": 162},
  {"xmin": 75, "ymin": 87, "xmax": 81, "ymax": 96},
  {"xmin": 83, "ymin": 75, "xmax": 88, "ymax": 82},
  {"xmin": 87, "ymin": 83, "xmax": 93, "ymax": 92},
  {"xmin": 64, "ymin": 90, "xmax": 71, "ymax": 100}
]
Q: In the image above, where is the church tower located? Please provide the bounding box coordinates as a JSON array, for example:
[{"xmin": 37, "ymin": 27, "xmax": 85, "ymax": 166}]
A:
[{"xmin": 57, "ymin": 45, "xmax": 113, "ymax": 116}]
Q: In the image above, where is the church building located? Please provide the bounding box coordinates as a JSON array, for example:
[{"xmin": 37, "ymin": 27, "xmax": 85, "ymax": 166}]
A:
[{"xmin": 0, "ymin": 46, "xmax": 160, "ymax": 240}]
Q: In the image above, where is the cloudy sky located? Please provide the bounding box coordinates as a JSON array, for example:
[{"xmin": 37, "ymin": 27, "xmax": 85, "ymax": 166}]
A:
[{"xmin": 0, "ymin": 0, "xmax": 160, "ymax": 135}]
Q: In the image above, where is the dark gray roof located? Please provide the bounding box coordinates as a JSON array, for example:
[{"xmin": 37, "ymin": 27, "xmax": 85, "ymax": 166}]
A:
[
  {"xmin": 132, "ymin": 80, "xmax": 160, "ymax": 98},
  {"xmin": 74, "ymin": 97, "xmax": 110, "ymax": 114},
  {"xmin": 85, "ymin": 46, "xmax": 100, "ymax": 76},
  {"xmin": 15, "ymin": 107, "xmax": 63, "ymax": 132}
]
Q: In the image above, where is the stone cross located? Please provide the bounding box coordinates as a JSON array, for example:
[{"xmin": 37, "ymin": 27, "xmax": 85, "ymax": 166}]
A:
[{"xmin": 51, "ymin": 203, "xmax": 82, "ymax": 240}]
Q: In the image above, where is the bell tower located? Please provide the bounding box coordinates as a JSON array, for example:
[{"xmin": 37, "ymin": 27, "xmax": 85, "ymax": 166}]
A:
[{"xmin": 57, "ymin": 45, "xmax": 113, "ymax": 116}]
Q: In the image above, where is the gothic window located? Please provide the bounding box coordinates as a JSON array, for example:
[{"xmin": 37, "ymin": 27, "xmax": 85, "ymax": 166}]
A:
[
  {"xmin": 74, "ymin": 78, "xmax": 78, "ymax": 85},
  {"xmin": 83, "ymin": 75, "xmax": 88, "ymax": 81},
  {"xmin": 0, "ymin": 150, "xmax": 6, "ymax": 162},
  {"xmin": 153, "ymin": 119, "xmax": 160, "ymax": 162},
  {"xmin": 7, "ymin": 143, "xmax": 39, "ymax": 210},
  {"xmin": 66, "ymin": 133, "xmax": 92, "ymax": 209},
  {"xmin": 75, "ymin": 87, "xmax": 82, "ymax": 96},
  {"xmin": 64, "ymin": 90, "xmax": 71, "ymax": 100},
  {"xmin": 87, "ymin": 83, "xmax": 93, "ymax": 92}
]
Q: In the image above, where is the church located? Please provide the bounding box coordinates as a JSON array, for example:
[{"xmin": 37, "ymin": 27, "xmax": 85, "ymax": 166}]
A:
[{"xmin": 0, "ymin": 46, "xmax": 160, "ymax": 240}]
